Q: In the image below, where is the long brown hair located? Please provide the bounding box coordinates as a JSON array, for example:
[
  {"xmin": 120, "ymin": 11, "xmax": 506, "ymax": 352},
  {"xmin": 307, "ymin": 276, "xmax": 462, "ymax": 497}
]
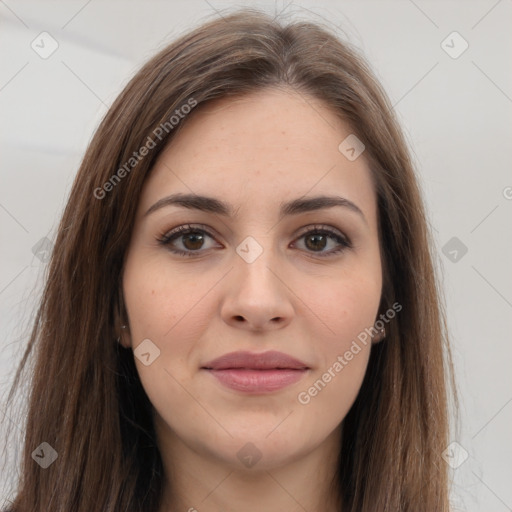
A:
[{"xmin": 2, "ymin": 8, "xmax": 457, "ymax": 511}]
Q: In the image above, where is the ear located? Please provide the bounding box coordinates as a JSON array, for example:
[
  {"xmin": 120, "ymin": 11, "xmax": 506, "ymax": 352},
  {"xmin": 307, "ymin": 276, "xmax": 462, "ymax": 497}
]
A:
[
  {"xmin": 114, "ymin": 285, "xmax": 132, "ymax": 349},
  {"xmin": 371, "ymin": 326, "xmax": 386, "ymax": 344},
  {"xmin": 372, "ymin": 293, "xmax": 389, "ymax": 344},
  {"xmin": 116, "ymin": 322, "xmax": 132, "ymax": 349}
]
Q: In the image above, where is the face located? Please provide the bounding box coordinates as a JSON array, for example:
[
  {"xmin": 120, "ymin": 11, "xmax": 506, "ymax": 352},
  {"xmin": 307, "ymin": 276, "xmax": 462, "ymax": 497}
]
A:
[{"xmin": 121, "ymin": 88, "xmax": 383, "ymax": 472}]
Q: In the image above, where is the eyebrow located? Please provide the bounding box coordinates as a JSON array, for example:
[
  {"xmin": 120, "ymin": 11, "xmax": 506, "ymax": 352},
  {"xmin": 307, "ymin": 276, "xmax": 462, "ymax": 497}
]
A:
[{"xmin": 144, "ymin": 192, "xmax": 367, "ymax": 224}]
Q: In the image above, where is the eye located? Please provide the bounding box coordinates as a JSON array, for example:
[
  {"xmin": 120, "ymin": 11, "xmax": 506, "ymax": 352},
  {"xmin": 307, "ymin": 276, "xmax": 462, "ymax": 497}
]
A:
[
  {"xmin": 156, "ymin": 224, "xmax": 219, "ymax": 257},
  {"xmin": 157, "ymin": 223, "xmax": 352, "ymax": 258},
  {"xmin": 292, "ymin": 224, "xmax": 352, "ymax": 257}
]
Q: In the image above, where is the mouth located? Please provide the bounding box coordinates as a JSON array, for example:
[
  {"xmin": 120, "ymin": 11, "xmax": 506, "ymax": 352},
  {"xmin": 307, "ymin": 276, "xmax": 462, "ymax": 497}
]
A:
[
  {"xmin": 201, "ymin": 350, "xmax": 310, "ymax": 393},
  {"xmin": 202, "ymin": 368, "xmax": 309, "ymax": 393}
]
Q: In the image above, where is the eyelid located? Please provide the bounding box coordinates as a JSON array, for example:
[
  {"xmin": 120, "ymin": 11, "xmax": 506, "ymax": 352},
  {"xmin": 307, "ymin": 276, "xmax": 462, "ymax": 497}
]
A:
[
  {"xmin": 160, "ymin": 223, "xmax": 349, "ymax": 241},
  {"xmin": 293, "ymin": 223, "xmax": 349, "ymax": 242},
  {"xmin": 158, "ymin": 223, "xmax": 218, "ymax": 243}
]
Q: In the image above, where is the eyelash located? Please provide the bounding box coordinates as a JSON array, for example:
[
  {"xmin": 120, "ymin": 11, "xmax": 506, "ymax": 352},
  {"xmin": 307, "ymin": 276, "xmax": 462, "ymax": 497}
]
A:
[{"xmin": 156, "ymin": 223, "xmax": 352, "ymax": 258}]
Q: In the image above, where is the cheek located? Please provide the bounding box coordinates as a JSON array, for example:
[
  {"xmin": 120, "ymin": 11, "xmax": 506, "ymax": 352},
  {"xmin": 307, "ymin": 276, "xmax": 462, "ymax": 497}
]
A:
[
  {"xmin": 294, "ymin": 277, "xmax": 379, "ymax": 427},
  {"xmin": 122, "ymin": 252, "xmax": 212, "ymax": 342},
  {"xmin": 295, "ymin": 268, "xmax": 381, "ymax": 401},
  {"xmin": 295, "ymin": 344, "xmax": 370, "ymax": 439},
  {"xmin": 122, "ymin": 255, "xmax": 210, "ymax": 413},
  {"xmin": 122, "ymin": 251, "xmax": 220, "ymax": 407},
  {"xmin": 303, "ymin": 268, "xmax": 382, "ymax": 346}
]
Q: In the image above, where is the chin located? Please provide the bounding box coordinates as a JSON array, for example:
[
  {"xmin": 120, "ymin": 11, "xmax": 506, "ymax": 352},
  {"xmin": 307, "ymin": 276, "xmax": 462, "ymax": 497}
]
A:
[{"xmin": 203, "ymin": 426, "xmax": 309, "ymax": 471}]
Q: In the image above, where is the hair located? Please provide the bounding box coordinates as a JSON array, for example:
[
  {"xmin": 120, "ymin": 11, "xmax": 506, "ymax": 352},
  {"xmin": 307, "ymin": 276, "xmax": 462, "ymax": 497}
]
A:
[{"xmin": 1, "ymin": 7, "xmax": 457, "ymax": 512}]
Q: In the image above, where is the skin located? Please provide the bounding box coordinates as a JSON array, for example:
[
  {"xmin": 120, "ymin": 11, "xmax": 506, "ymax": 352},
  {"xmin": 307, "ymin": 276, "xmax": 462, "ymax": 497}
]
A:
[{"xmin": 120, "ymin": 87, "xmax": 383, "ymax": 512}]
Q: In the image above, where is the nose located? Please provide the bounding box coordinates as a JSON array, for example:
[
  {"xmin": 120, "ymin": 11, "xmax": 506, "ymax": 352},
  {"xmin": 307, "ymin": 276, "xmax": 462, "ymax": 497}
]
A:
[{"xmin": 220, "ymin": 242, "xmax": 294, "ymax": 332}]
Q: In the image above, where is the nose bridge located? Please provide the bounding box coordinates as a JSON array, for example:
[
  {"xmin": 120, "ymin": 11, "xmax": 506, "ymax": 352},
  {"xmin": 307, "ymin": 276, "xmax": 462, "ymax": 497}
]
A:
[
  {"xmin": 234, "ymin": 234, "xmax": 280, "ymax": 291},
  {"xmin": 221, "ymin": 232, "xmax": 294, "ymax": 329}
]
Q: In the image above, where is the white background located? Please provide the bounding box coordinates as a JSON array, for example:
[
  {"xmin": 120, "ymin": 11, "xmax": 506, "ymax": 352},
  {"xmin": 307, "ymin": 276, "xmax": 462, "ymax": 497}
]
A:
[{"xmin": 1, "ymin": 1, "xmax": 511, "ymax": 510}]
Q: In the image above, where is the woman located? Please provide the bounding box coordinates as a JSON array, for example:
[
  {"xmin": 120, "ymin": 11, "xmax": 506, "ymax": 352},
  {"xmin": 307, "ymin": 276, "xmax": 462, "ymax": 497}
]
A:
[{"xmin": 2, "ymin": 8, "xmax": 457, "ymax": 511}]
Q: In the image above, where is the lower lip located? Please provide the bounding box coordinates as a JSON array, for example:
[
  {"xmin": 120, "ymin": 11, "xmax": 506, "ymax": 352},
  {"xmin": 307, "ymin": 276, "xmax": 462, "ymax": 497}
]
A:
[{"xmin": 204, "ymin": 368, "xmax": 308, "ymax": 393}]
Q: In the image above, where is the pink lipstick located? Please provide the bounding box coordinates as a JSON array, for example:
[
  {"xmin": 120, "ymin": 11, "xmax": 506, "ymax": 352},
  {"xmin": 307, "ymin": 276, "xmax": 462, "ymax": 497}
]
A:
[{"xmin": 201, "ymin": 350, "xmax": 310, "ymax": 393}]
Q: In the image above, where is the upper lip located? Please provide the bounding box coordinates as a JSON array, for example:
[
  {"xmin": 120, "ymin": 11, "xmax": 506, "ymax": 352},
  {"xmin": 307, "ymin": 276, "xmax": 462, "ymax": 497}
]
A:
[{"xmin": 202, "ymin": 350, "xmax": 310, "ymax": 370}]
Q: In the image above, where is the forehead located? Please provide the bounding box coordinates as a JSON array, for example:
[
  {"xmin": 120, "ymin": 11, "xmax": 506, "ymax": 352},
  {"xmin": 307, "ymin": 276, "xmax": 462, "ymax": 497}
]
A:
[{"xmin": 137, "ymin": 88, "xmax": 378, "ymax": 226}]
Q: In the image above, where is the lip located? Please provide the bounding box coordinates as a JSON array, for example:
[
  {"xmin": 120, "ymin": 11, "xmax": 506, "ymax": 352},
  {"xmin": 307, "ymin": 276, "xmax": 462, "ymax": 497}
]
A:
[
  {"xmin": 201, "ymin": 350, "xmax": 310, "ymax": 394},
  {"xmin": 202, "ymin": 350, "xmax": 309, "ymax": 371}
]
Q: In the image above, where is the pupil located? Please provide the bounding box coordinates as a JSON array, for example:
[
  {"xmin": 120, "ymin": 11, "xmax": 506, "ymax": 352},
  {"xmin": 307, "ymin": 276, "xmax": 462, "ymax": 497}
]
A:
[
  {"xmin": 306, "ymin": 234, "xmax": 326, "ymax": 251},
  {"xmin": 184, "ymin": 233, "xmax": 203, "ymax": 250}
]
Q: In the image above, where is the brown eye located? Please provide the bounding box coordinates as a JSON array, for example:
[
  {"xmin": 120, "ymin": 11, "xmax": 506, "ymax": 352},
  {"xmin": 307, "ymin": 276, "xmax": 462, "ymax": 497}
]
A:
[
  {"xmin": 157, "ymin": 225, "xmax": 218, "ymax": 257},
  {"xmin": 304, "ymin": 233, "xmax": 328, "ymax": 251},
  {"xmin": 180, "ymin": 231, "xmax": 206, "ymax": 250},
  {"xmin": 293, "ymin": 226, "xmax": 352, "ymax": 257},
  {"xmin": 157, "ymin": 224, "xmax": 351, "ymax": 258}
]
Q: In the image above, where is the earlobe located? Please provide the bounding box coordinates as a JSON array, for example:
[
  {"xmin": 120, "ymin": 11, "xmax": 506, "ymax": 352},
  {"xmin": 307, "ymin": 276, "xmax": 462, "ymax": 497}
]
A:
[
  {"xmin": 117, "ymin": 324, "xmax": 131, "ymax": 348},
  {"xmin": 115, "ymin": 285, "xmax": 132, "ymax": 348},
  {"xmin": 372, "ymin": 326, "xmax": 386, "ymax": 344}
]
